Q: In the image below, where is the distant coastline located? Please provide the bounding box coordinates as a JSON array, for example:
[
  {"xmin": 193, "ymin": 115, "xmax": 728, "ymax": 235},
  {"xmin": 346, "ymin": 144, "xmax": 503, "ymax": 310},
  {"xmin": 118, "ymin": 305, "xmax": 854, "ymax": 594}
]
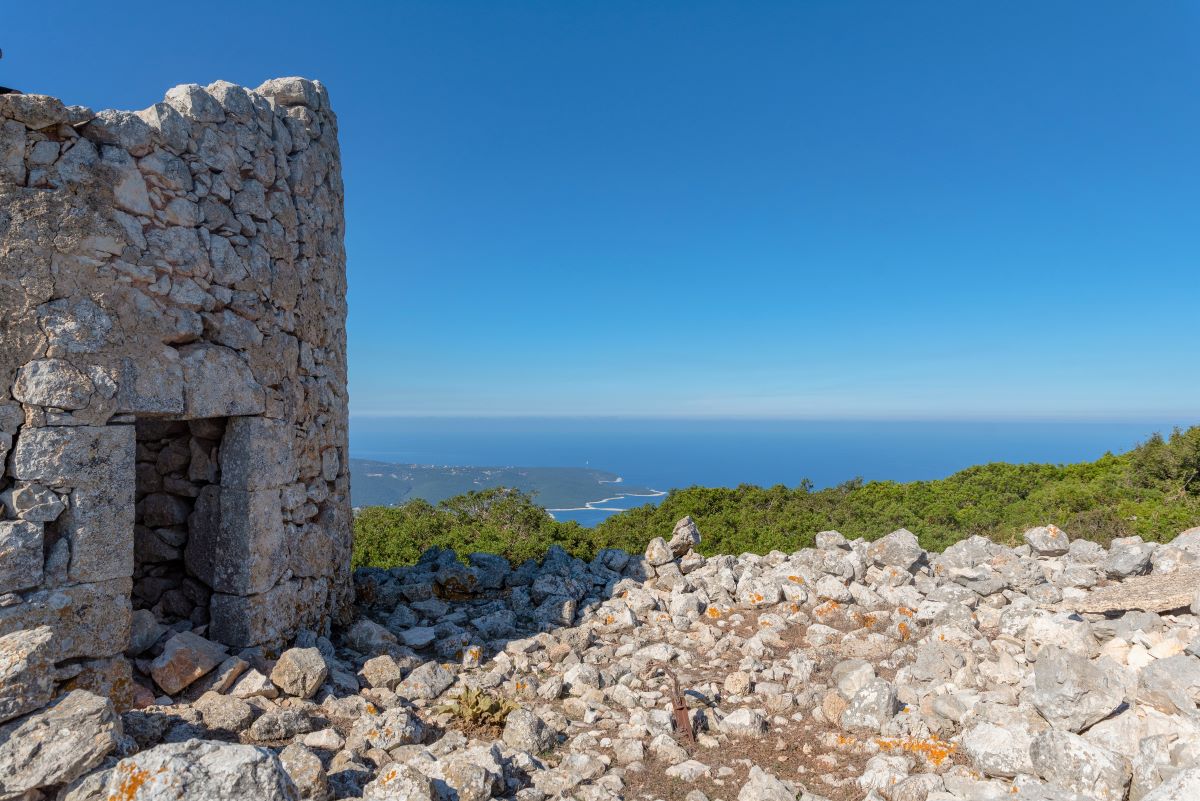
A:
[
  {"xmin": 348, "ymin": 417, "xmax": 1192, "ymax": 526},
  {"xmin": 348, "ymin": 459, "xmax": 661, "ymax": 516},
  {"xmin": 546, "ymin": 483, "xmax": 667, "ymax": 515}
]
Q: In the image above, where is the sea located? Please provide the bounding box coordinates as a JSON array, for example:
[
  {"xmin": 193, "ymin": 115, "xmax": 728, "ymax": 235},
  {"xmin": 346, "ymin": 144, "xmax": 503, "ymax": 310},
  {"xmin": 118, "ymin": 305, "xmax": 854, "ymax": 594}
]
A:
[{"xmin": 348, "ymin": 417, "xmax": 1191, "ymax": 527}]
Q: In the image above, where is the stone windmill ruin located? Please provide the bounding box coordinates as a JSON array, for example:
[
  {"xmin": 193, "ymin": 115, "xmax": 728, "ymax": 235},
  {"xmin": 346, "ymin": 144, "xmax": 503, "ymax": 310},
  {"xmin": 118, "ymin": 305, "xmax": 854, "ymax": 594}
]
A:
[{"xmin": 0, "ymin": 76, "xmax": 351, "ymax": 712}]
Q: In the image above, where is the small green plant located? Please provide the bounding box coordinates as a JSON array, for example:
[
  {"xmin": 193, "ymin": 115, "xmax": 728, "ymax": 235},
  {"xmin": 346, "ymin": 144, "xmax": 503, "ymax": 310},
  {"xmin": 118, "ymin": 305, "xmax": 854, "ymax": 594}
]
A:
[{"xmin": 437, "ymin": 685, "xmax": 519, "ymax": 730}]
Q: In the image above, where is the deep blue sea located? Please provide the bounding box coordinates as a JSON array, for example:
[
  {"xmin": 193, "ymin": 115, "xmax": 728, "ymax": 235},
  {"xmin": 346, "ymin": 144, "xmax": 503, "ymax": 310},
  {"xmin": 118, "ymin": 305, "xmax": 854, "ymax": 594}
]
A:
[{"xmin": 348, "ymin": 418, "xmax": 1191, "ymax": 526}]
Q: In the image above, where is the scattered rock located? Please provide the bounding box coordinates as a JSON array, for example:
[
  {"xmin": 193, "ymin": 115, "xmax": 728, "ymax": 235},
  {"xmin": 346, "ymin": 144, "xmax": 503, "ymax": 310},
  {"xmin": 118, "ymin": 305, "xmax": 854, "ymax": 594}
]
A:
[
  {"xmin": 0, "ymin": 625, "xmax": 55, "ymax": 723},
  {"xmin": 397, "ymin": 660, "xmax": 454, "ymax": 700},
  {"xmin": 0, "ymin": 691, "xmax": 119, "ymax": 796},
  {"xmin": 1030, "ymin": 729, "xmax": 1132, "ymax": 801},
  {"xmin": 270, "ymin": 647, "xmax": 328, "ymax": 699},
  {"xmin": 1025, "ymin": 524, "xmax": 1071, "ymax": 556},
  {"xmin": 101, "ymin": 739, "xmax": 299, "ymax": 800},
  {"xmin": 149, "ymin": 631, "xmax": 227, "ymax": 695}
]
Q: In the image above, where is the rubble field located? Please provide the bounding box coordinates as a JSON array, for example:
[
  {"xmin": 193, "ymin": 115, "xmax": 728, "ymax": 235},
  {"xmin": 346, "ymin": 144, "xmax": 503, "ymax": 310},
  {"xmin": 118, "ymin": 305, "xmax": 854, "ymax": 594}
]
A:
[{"xmin": 4, "ymin": 518, "xmax": 1200, "ymax": 801}]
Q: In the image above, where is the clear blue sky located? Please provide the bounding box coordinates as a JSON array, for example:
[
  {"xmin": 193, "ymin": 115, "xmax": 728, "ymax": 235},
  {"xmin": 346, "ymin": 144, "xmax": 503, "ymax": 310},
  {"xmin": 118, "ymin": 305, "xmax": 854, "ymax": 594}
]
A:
[{"xmin": 7, "ymin": 2, "xmax": 1199, "ymax": 420}]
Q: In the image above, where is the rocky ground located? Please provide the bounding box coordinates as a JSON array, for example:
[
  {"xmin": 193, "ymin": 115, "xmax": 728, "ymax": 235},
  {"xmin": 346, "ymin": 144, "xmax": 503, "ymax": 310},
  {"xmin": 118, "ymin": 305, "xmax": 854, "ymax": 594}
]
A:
[{"xmin": 4, "ymin": 518, "xmax": 1200, "ymax": 801}]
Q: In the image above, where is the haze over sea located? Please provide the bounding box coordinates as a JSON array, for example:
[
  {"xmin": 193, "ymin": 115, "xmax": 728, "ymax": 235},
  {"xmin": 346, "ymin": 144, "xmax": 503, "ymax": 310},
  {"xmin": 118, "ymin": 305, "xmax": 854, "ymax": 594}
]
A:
[{"xmin": 349, "ymin": 417, "xmax": 1188, "ymax": 526}]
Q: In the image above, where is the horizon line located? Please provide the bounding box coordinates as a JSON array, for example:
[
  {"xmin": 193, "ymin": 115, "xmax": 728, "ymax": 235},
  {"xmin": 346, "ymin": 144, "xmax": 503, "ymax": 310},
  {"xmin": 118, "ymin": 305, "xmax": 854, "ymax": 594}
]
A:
[{"xmin": 349, "ymin": 412, "xmax": 1198, "ymax": 425}]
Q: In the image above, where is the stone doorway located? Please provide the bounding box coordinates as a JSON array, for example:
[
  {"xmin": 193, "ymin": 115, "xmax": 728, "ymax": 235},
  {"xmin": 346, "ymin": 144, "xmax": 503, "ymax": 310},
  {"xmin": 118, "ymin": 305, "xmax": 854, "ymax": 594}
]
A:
[
  {"xmin": 128, "ymin": 413, "xmax": 302, "ymax": 648},
  {"xmin": 132, "ymin": 417, "xmax": 226, "ymax": 628}
]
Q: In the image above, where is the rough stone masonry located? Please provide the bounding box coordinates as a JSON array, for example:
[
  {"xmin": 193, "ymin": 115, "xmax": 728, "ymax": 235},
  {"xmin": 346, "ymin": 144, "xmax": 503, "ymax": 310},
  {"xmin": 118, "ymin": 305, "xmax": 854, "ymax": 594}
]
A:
[{"xmin": 0, "ymin": 78, "xmax": 351, "ymax": 708}]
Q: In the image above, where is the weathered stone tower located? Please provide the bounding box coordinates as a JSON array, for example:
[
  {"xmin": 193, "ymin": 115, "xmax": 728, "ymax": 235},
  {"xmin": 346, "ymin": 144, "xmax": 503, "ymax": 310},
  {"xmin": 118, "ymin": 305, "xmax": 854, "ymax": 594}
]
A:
[{"xmin": 0, "ymin": 78, "xmax": 350, "ymax": 702}]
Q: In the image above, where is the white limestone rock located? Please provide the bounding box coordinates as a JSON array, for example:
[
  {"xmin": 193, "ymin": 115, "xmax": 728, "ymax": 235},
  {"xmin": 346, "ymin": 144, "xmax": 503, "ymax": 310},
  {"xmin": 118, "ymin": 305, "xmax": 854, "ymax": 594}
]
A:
[
  {"xmin": 270, "ymin": 647, "xmax": 328, "ymax": 699},
  {"xmin": 149, "ymin": 631, "xmax": 228, "ymax": 695},
  {"xmin": 1030, "ymin": 729, "xmax": 1131, "ymax": 801},
  {"xmin": 0, "ymin": 626, "xmax": 55, "ymax": 724},
  {"xmin": 668, "ymin": 516, "xmax": 702, "ymax": 557},
  {"xmin": 0, "ymin": 520, "xmax": 43, "ymax": 592},
  {"xmin": 13, "ymin": 358, "xmax": 95, "ymax": 409},
  {"xmin": 101, "ymin": 739, "xmax": 299, "ymax": 800},
  {"xmin": 1024, "ymin": 524, "xmax": 1071, "ymax": 556},
  {"xmin": 962, "ymin": 720, "xmax": 1037, "ymax": 778},
  {"xmin": 0, "ymin": 691, "xmax": 120, "ymax": 797},
  {"xmin": 1031, "ymin": 646, "xmax": 1129, "ymax": 733}
]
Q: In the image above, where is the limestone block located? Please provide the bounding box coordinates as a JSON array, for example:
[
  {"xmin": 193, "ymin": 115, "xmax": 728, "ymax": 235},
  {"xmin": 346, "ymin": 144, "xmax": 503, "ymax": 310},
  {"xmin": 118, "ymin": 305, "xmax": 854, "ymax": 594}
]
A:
[
  {"xmin": 127, "ymin": 609, "xmax": 164, "ymax": 656},
  {"xmin": 1025, "ymin": 524, "xmax": 1071, "ymax": 556},
  {"xmin": 1030, "ymin": 729, "xmax": 1131, "ymax": 801},
  {"xmin": 0, "ymin": 626, "xmax": 55, "ymax": 724},
  {"xmin": 141, "ymin": 492, "xmax": 191, "ymax": 527},
  {"xmin": 279, "ymin": 742, "xmax": 328, "ymax": 801},
  {"xmin": 100, "ymin": 740, "xmax": 299, "ymax": 801},
  {"xmin": 146, "ymin": 225, "xmax": 210, "ymax": 273},
  {"xmin": 668, "ymin": 515, "xmax": 702, "ymax": 557},
  {"xmin": 256, "ymin": 77, "xmax": 325, "ymax": 110},
  {"xmin": 79, "ymin": 109, "xmax": 154, "ymax": 156},
  {"xmin": 36, "ymin": 297, "xmax": 114, "ymax": 355},
  {"xmin": 185, "ymin": 486, "xmax": 285, "ymax": 595},
  {"xmin": 867, "ymin": 528, "xmax": 925, "ymax": 571},
  {"xmin": 136, "ymin": 102, "xmax": 191, "ymax": 152},
  {"xmin": 138, "ymin": 147, "xmax": 192, "ymax": 191},
  {"xmin": 0, "ymin": 93, "xmax": 69, "ymax": 129},
  {"xmin": 13, "ymin": 358, "xmax": 95, "ymax": 409},
  {"xmin": 0, "ymin": 120, "xmax": 25, "ymax": 183},
  {"xmin": 206, "ymin": 80, "xmax": 257, "ymax": 119},
  {"xmin": 221, "ymin": 415, "xmax": 297, "ymax": 490},
  {"xmin": 117, "ymin": 350, "xmax": 185, "ymax": 415},
  {"xmin": 58, "ymin": 655, "xmax": 136, "ymax": 712},
  {"xmin": 351, "ymin": 707, "xmax": 426, "ymax": 753},
  {"xmin": 63, "ymin": 483, "xmax": 135, "ymax": 583},
  {"xmin": 100, "ymin": 145, "xmax": 152, "ymax": 215},
  {"xmin": 55, "ymin": 136, "xmax": 99, "ymax": 184},
  {"xmin": 164, "ymin": 83, "xmax": 226, "ymax": 122},
  {"xmin": 207, "ymin": 582, "xmax": 298, "ymax": 652},
  {"xmin": 961, "ymin": 720, "xmax": 1037, "ymax": 778},
  {"xmin": 0, "ymin": 690, "xmax": 120, "ymax": 797},
  {"xmin": 320, "ymin": 446, "xmax": 340, "ymax": 481},
  {"xmin": 179, "ymin": 343, "xmax": 265, "ymax": 418},
  {"xmin": 270, "ymin": 647, "xmax": 328, "ymax": 699},
  {"xmin": 203, "ymin": 308, "xmax": 264, "ymax": 350},
  {"xmin": 361, "ymin": 763, "xmax": 433, "ymax": 801},
  {"xmin": 0, "ymin": 579, "xmax": 132, "ymax": 661},
  {"xmin": 149, "ymin": 631, "xmax": 228, "ymax": 695},
  {"xmin": 0, "ymin": 520, "xmax": 43, "ymax": 592},
  {"xmin": 11, "ymin": 424, "xmax": 134, "ymax": 488},
  {"xmin": 289, "ymin": 522, "xmax": 335, "ymax": 579}
]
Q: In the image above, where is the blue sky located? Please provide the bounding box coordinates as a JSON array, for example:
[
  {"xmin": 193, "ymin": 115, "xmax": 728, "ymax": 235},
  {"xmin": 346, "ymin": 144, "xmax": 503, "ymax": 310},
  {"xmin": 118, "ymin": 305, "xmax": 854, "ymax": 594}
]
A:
[{"xmin": 7, "ymin": 2, "xmax": 1199, "ymax": 420}]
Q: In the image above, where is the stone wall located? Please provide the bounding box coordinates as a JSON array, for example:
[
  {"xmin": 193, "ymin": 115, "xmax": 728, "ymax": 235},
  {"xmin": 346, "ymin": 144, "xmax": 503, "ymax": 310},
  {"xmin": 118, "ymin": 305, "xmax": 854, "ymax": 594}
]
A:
[{"xmin": 0, "ymin": 77, "xmax": 351, "ymax": 700}]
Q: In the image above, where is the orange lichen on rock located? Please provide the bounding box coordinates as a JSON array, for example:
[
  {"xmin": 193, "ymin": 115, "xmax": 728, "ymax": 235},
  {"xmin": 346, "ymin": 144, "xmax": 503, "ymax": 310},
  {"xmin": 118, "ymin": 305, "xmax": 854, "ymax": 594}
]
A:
[
  {"xmin": 874, "ymin": 736, "xmax": 957, "ymax": 767},
  {"xmin": 111, "ymin": 763, "xmax": 164, "ymax": 801},
  {"xmin": 853, "ymin": 611, "xmax": 880, "ymax": 630},
  {"xmin": 813, "ymin": 600, "xmax": 842, "ymax": 621}
]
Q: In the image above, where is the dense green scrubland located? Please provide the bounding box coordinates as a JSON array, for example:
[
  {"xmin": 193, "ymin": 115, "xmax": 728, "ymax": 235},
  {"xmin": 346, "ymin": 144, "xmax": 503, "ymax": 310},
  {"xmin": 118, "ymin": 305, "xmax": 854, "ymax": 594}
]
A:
[{"xmin": 352, "ymin": 426, "xmax": 1200, "ymax": 568}]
